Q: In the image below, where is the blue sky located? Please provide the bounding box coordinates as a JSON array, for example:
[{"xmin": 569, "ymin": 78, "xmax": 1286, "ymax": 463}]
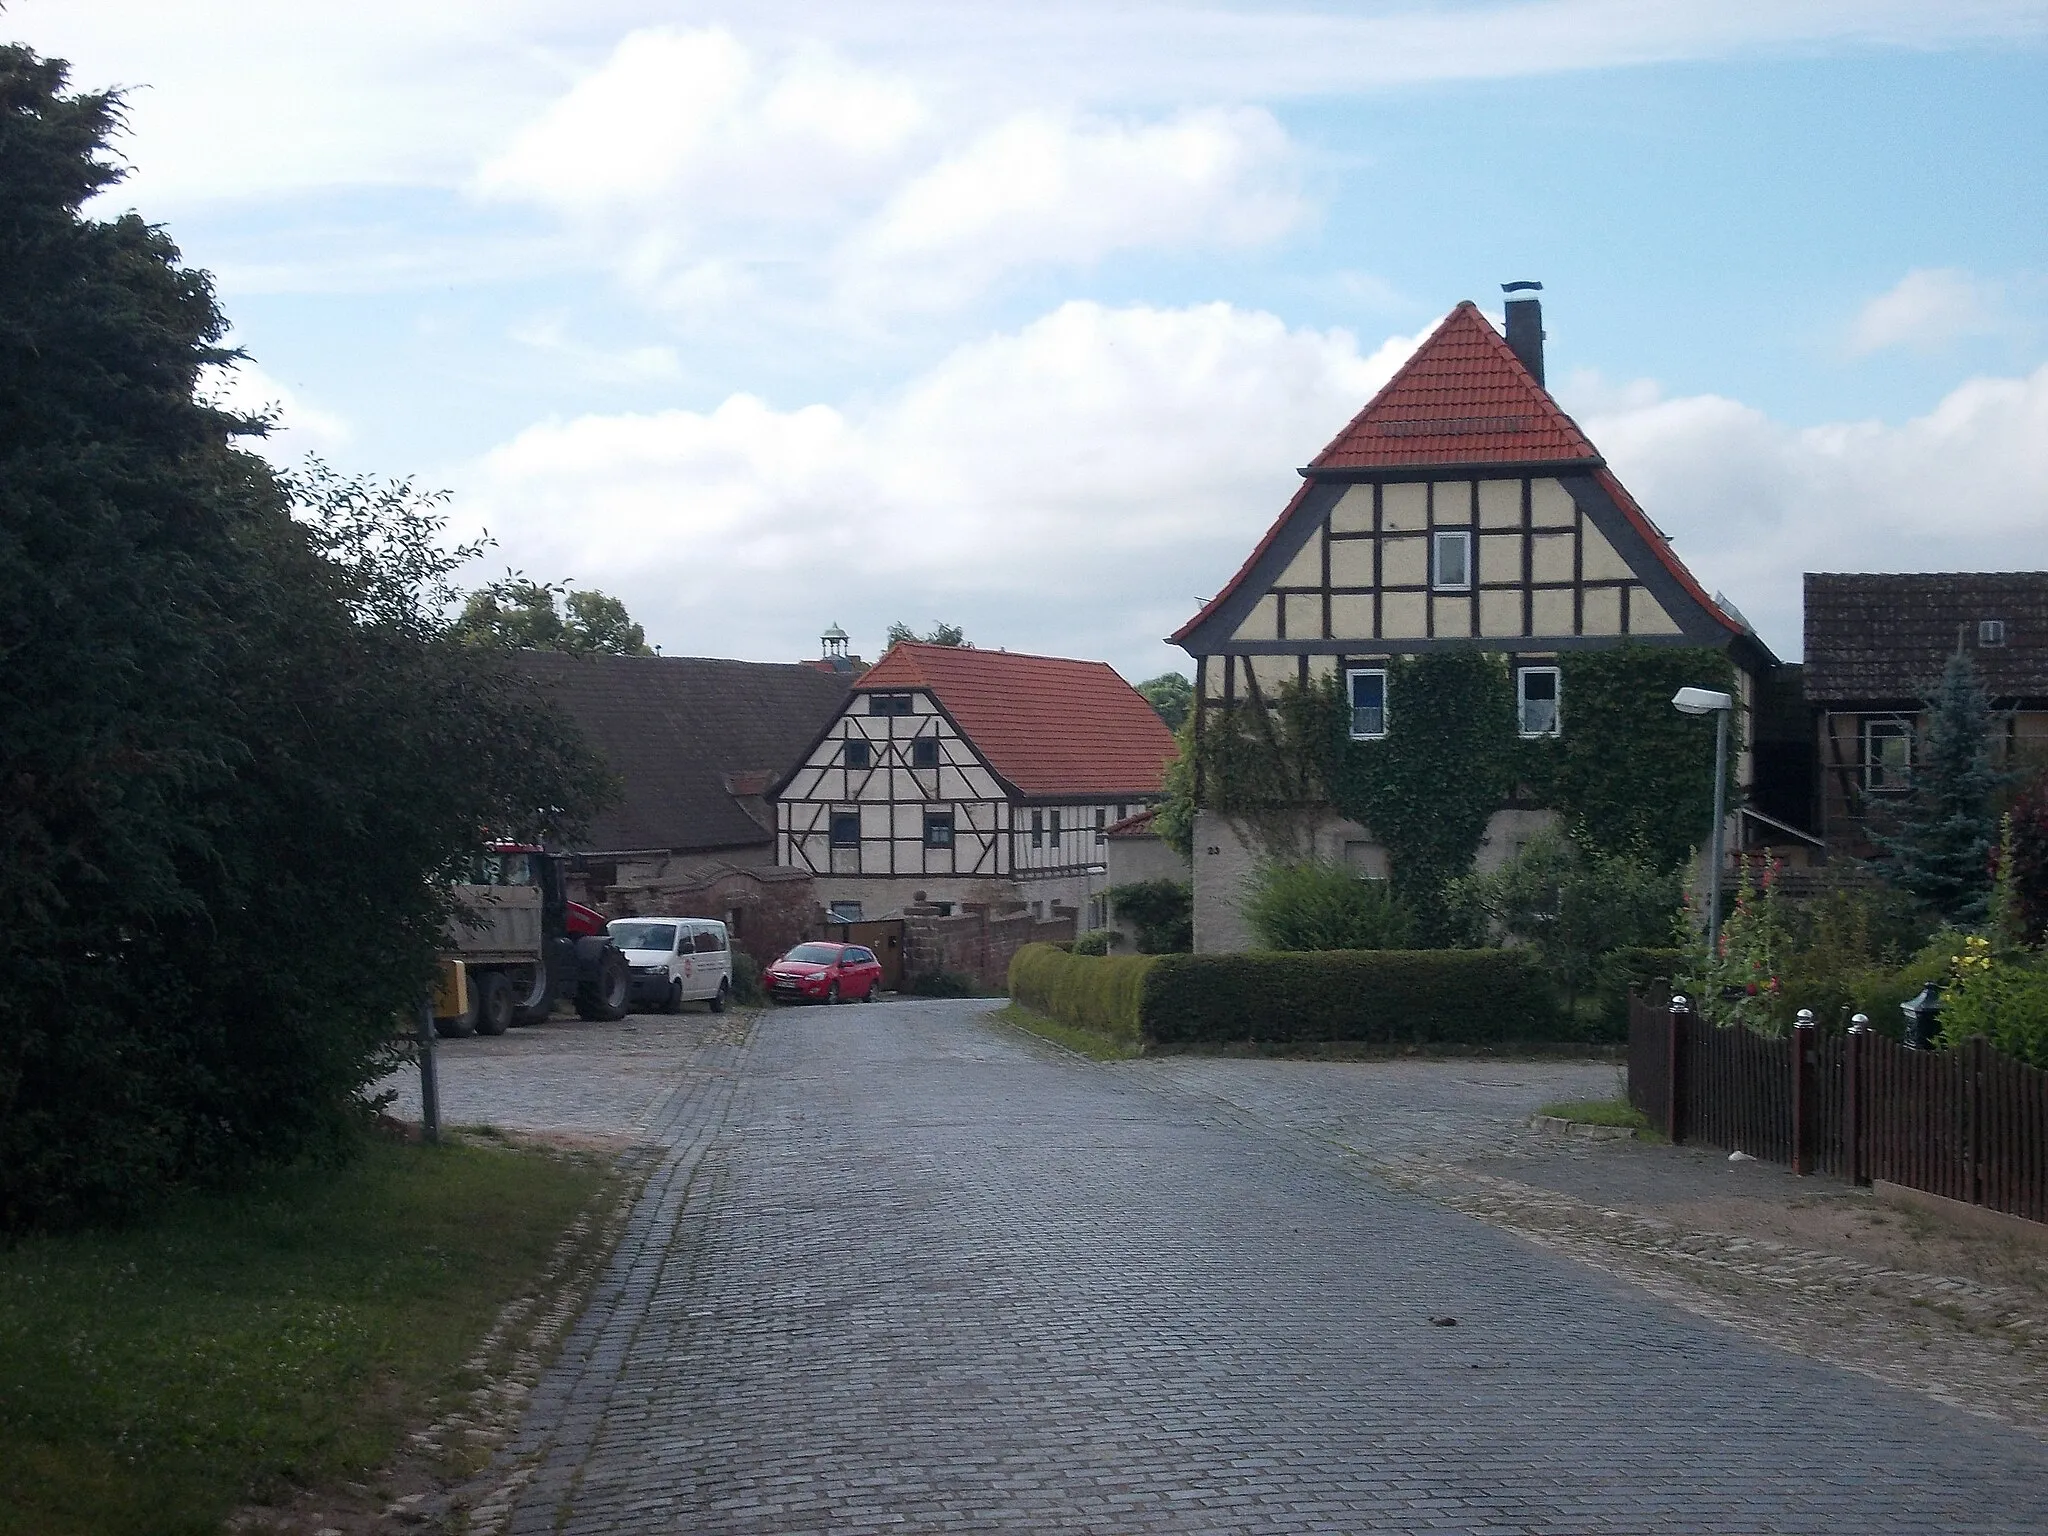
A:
[{"xmin": 19, "ymin": 1, "xmax": 2048, "ymax": 680}]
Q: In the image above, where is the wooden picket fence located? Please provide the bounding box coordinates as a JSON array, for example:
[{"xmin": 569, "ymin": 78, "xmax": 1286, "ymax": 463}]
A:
[{"xmin": 1627, "ymin": 995, "xmax": 2048, "ymax": 1225}]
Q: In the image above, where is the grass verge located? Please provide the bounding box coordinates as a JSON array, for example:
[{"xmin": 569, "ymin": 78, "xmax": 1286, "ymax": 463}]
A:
[
  {"xmin": 987, "ymin": 1002, "xmax": 1143, "ymax": 1061},
  {"xmin": 0, "ymin": 1134, "xmax": 614, "ymax": 1536},
  {"xmin": 1535, "ymin": 1096, "xmax": 1654, "ymax": 1131}
]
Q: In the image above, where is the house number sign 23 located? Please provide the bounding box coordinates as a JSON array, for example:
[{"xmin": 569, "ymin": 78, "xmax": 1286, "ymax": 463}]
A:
[{"xmin": 1206, "ymin": 846, "xmax": 1222, "ymax": 855}]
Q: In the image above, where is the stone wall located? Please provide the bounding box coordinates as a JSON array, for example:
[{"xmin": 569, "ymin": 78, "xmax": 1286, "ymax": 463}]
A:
[
  {"xmin": 606, "ymin": 862, "xmax": 818, "ymax": 970},
  {"xmin": 904, "ymin": 902, "xmax": 1076, "ymax": 993}
]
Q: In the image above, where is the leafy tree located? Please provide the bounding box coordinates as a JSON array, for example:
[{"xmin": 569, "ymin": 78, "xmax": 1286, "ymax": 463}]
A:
[
  {"xmin": 1105, "ymin": 880, "xmax": 1194, "ymax": 954},
  {"xmin": 886, "ymin": 620, "xmax": 967, "ymax": 648},
  {"xmin": 1995, "ymin": 769, "xmax": 2048, "ymax": 946},
  {"xmin": 1135, "ymin": 672, "xmax": 1193, "ymax": 731},
  {"xmin": 1877, "ymin": 649, "xmax": 2000, "ymax": 923},
  {"xmin": 0, "ymin": 49, "xmax": 610, "ymax": 1231},
  {"xmin": 454, "ymin": 574, "xmax": 653, "ymax": 654}
]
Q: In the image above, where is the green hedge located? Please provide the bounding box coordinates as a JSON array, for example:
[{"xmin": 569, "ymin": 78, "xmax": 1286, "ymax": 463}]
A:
[
  {"xmin": 1138, "ymin": 949, "xmax": 1572, "ymax": 1048},
  {"xmin": 1009, "ymin": 944, "xmax": 1159, "ymax": 1045}
]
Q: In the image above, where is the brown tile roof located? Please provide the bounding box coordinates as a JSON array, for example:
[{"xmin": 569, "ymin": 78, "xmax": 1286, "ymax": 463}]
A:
[
  {"xmin": 1104, "ymin": 807, "xmax": 1161, "ymax": 839},
  {"xmin": 511, "ymin": 651, "xmax": 853, "ymax": 854},
  {"xmin": 854, "ymin": 643, "xmax": 1177, "ymax": 798},
  {"xmin": 1308, "ymin": 301, "xmax": 1600, "ymax": 470},
  {"xmin": 1804, "ymin": 573, "xmax": 2048, "ymax": 703}
]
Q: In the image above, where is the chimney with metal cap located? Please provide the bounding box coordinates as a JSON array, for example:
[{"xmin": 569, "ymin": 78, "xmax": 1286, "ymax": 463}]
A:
[{"xmin": 1502, "ymin": 280, "xmax": 1544, "ymax": 386}]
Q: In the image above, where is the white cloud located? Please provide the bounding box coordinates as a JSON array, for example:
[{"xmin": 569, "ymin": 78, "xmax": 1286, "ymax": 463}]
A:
[
  {"xmin": 837, "ymin": 108, "xmax": 1304, "ymax": 311},
  {"xmin": 199, "ymin": 356, "xmax": 353, "ymax": 457},
  {"xmin": 1588, "ymin": 362, "xmax": 2048, "ymax": 659},
  {"xmin": 1849, "ymin": 268, "xmax": 2003, "ymax": 354},
  {"xmin": 508, "ymin": 316, "xmax": 681, "ymax": 385},
  {"xmin": 476, "ymin": 30, "xmax": 1303, "ymax": 316},
  {"xmin": 456, "ymin": 301, "xmax": 1413, "ymax": 677}
]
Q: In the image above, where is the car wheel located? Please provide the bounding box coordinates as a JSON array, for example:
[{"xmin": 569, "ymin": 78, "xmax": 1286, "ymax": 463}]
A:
[
  {"xmin": 710, "ymin": 979, "xmax": 729, "ymax": 1014},
  {"xmin": 475, "ymin": 971, "xmax": 515, "ymax": 1036},
  {"xmin": 665, "ymin": 977, "xmax": 684, "ymax": 1014},
  {"xmin": 826, "ymin": 981, "xmax": 840, "ymax": 1005}
]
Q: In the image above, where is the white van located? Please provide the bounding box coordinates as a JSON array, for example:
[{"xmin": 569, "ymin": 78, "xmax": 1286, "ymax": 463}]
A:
[{"xmin": 605, "ymin": 917, "xmax": 733, "ymax": 1014}]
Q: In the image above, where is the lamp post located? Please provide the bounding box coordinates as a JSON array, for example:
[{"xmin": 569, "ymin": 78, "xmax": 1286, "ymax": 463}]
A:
[{"xmin": 1672, "ymin": 686, "xmax": 1734, "ymax": 961}]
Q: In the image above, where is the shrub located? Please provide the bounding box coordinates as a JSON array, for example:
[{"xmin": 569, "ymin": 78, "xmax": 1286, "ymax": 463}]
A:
[
  {"xmin": 1106, "ymin": 880, "xmax": 1193, "ymax": 953},
  {"xmin": 1137, "ymin": 950, "xmax": 1574, "ymax": 1048},
  {"xmin": 1241, "ymin": 861, "xmax": 1415, "ymax": 952},
  {"xmin": 1071, "ymin": 930, "xmax": 1118, "ymax": 956},
  {"xmin": 1592, "ymin": 946, "xmax": 1688, "ymax": 1015},
  {"xmin": 729, "ymin": 949, "xmax": 764, "ymax": 1004},
  {"xmin": 905, "ymin": 969, "xmax": 979, "ymax": 997},
  {"xmin": 1008, "ymin": 944, "xmax": 1159, "ymax": 1045},
  {"xmin": 1449, "ymin": 827, "xmax": 1680, "ymax": 1005},
  {"xmin": 1938, "ymin": 936, "xmax": 2048, "ymax": 1067}
]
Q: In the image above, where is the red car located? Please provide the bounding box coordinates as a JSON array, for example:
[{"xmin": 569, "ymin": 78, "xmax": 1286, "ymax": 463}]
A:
[{"xmin": 766, "ymin": 942, "xmax": 884, "ymax": 1004}]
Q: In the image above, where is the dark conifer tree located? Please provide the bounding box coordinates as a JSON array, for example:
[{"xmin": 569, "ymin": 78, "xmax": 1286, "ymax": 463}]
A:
[{"xmin": 1877, "ymin": 649, "xmax": 2000, "ymax": 923}]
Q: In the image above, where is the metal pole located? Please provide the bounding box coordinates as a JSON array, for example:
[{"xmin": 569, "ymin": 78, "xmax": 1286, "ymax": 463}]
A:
[
  {"xmin": 416, "ymin": 1000, "xmax": 441, "ymax": 1146},
  {"xmin": 1706, "ymin": 706, "xmax": 1729, "ymax": 960}
]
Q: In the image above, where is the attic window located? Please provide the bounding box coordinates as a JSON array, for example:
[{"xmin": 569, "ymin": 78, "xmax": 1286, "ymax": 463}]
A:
[
  {"xmin": 1980, "ymin": 620, "xmax": 2007, "ymax": 647},
  {"xmin": 868, "ymin": 692, "xmax": 914, "ymax": 716},
  {"xmin": 842, "ymin": 738, "xmax": 871, "ymax": 769},
  {"xmin": 1432, "ymin": 530, "xmax": 1471, "ymax": 591},
  {"xmin": 911, "ymin": 737, "xmax": 940, "ymax": 769}
]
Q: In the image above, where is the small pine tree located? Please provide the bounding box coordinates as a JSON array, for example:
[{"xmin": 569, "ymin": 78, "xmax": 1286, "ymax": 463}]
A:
[{"xmin": 1877, "ymin": 649, "xmax": 1999, "ymax": 923}]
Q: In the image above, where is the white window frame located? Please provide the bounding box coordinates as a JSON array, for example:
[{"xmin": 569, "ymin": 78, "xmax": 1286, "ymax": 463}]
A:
[
  {"xmin": 923, "ymin": 811, "xmax": 955, "ymax": 848},
  {"xmin": 1862, "ymin": 718, "xmax": 1913, "ymax": 794},
  {"xmin": 1346, "ymin": 668, "xmax": 1388, "ymax": 740},
  {"xmin": 827, "ymin": 901, "xmax": 863, "ymax": 922},
  {"xmin": 1432, "ymin": 529, "xmax": 1472, "ymax": 591},
  {"xmin": 1516, "ymin": 665, "xmax": 1562, "ymax": 739}
]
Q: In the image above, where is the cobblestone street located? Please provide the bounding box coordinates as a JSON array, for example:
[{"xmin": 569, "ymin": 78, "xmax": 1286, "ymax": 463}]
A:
[{"xmin": 408, "ymin": 999, "xmax": 2048, "ymax": 1534}]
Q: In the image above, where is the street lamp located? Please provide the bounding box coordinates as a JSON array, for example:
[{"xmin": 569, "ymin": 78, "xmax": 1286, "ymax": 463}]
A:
[{"xmin": 1672, "ymin": 687, "xmax": 1734, "ymax": 959}]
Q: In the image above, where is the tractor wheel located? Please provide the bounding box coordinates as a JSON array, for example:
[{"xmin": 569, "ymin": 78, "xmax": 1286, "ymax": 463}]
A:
[
  {"xmin": 511, "ymin": 964, "xmax": 553, "ymax": 1026},
  {"xmin": 575, "ymin": 939, "xmax": 631, "ymax": 1021},
  {"xmin": 475, "ymin": 971, "xmax": 514, "ymax": 1036}
]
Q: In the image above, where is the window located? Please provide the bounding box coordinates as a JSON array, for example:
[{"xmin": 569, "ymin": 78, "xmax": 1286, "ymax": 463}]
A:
[
  {"xmin": 1030, "ymin": 810, "xmax": 1044, "ymax": 848},
  {"xmin": 867, "ymin": 692, "xmax": 914, "ymax": 716},
  {"xmin": 842, "ymin": 738, "xmax": 871, "ymax": 769},
  {"xmin": 1048, "ymin": 810, "xmax": 1062, "ymax": 844},
  {"xmin": 911, "ymin": 737, "xmax": 940, "ymax": 769},
  {"xmin": 1432, "ymin": 529, "xmax": 1472, "ymax": 591},
  {"xmin": 1347, "ymin": 668, "xmax": 1388, "ymax": 739},
  {"xmin": 923, "ymin": 812, "xmax": 955, "ymax": 848},
  {"xmin": 1864, "ymin": 719, "xmax": 1913, "ymax": 793},
  {"xmin": 1517, "ymin": 666, "xmax": 1561, "ymax": 738},
  {"xmin": 693, "ymin": 928, "xmax": 724, "ymax": 953},
  {"xmin": 829, "ymin": 812, "xmax": 861, "ymax": 847},
  {"xmin": 1981, "ymin": 619, "xmax": 2007, "ymax": 647},
  {"xmin": 828, "ymin": 901, "xmax": 863, "ymax": 922},
  {"xmin": 1095, "ymin": 807, "xmax": 1107, "ymax": 843}
]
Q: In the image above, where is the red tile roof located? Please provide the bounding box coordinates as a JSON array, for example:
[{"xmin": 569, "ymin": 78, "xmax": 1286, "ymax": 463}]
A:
[
  {"xmin": 1170, "ymin": 300, "xmax": 1742, "ymax": 647},
  {"xmin": 856, "ymin": 643, "xmax": 1177, "ymax": 798},
  {"xmin": 1309, "ymin": 301, "xmax": 1599, "ymax": 469},
  {"xmin": 1104, "ymin": 806, "xmax": 1161, "ymax": 838}
]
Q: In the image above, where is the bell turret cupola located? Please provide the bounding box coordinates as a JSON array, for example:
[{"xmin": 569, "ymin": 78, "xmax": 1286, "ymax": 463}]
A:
[{"xmin": 821, "ymin": 622, "xmax": 850, "ymax": 661}]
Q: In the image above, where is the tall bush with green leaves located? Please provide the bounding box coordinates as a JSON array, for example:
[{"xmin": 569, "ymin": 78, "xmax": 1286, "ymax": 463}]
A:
[
  {"xmin": 1106, "ymin": 880, "xmax": 1194, "ymax": 954},
  {"xmin": 1447, "ymin": 826, "xmax": 1680, "ymax": 1006},
  {"xmin": 1241, "ymin": 862, "xmax": 1415, "ymax": 952},
  {"xmin": 0, "ymin": 50, "xmax": 610, "ymax": 1231}
]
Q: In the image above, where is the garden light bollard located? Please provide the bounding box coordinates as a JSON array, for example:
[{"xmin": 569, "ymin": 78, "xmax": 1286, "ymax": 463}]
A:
[
  {"xmin": 1791, "ymin": 1009, "xmax": 1817, "ymax": 1175},
  {"xmin": 1845, "ymin": 1014, "xmax": 1871, "ymax": 1187},
  {"xmin": 1900, "ymin": 983, "xmax": 1943, "ymax": 1051}
]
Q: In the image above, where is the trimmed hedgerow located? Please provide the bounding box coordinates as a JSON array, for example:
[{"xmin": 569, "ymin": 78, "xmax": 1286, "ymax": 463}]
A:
[
  {"xmin": 1137, "ymin": 949, "xmax": 1573, "ymax": 1048},
  {"xmin": 1009, "ymin": 944, "xmax": 1160, "ymax": 1046}
]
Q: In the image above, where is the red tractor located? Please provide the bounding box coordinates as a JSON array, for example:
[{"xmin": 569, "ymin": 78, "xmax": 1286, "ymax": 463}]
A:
[{"xmin": 435, "ymin": 843, "xmax": 630, "ymax": 1036}]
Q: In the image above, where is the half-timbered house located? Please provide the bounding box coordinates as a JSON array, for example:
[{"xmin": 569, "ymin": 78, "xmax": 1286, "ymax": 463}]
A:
[
  {"xmin": 1172, "ymin": 288, "xmax": 1780, "ymax": 949},
  {"xmin": 1805, "ymin": 572, "xmax": 2048, "ymax": 858},
  {"xmin": 769, "ymin": 642, "xmax": 1178, "ymax": 922}
]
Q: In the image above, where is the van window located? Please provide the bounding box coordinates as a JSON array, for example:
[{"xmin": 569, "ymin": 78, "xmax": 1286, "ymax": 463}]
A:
[{"xmin": 693, "ymin": 929, "xmax": 723, "ymax": 953}]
